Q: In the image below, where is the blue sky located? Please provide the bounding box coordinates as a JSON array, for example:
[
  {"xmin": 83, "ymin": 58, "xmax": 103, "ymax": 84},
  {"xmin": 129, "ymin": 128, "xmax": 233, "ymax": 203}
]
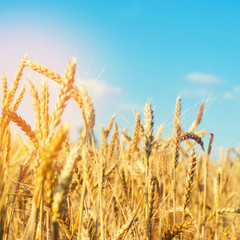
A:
[{"xmin": 1, "ymin": 1, "xmax": 240, "ymax": 158}]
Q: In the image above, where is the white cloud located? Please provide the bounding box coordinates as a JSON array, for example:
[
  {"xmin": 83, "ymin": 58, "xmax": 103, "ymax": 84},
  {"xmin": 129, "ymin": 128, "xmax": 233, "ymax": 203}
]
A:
[
  {"xmin": 117, "ymin": 103, "xmax": 143, "ymax": 111},
  {"xmin": 234, "ymin": 86, "xmax": 240, "ymax": 93},
  {"xmin": 80, "ymin": 78, "xmax": 122, "ymax": 101},
  {"xmin": 222, "ymin": 86, "xmax": 240, "ymax": 102},
  {"xmin": 222, "ymin": 87, "xmax": 240, "ymax": 105},
  {"xmin": 179, "ymin": 88, "xmax": 210, "ymax": 98},
  {"xmin": 185, "ymin": 72, "xmax": 222, "ymax": 84},
  {"xmin": 223, "ymin": 91, "xmax": 234, "ymax": 99}
]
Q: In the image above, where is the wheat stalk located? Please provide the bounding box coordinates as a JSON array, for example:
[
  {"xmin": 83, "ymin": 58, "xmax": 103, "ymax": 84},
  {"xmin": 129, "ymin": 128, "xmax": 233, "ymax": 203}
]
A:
[
  {"xmin": 52, "ymin": 142, "xmax": 81, "ymax": 239},
  {"xmin": 171, "ymin": 96, "xmax": 181, "ymax": 225},
  {"xmin": 113, "ymin": 193, "xmax": 144, "ymax": 240},
  {"xmin": 144, "ymin": 100, "xmax": 154, "ymax": 239}
]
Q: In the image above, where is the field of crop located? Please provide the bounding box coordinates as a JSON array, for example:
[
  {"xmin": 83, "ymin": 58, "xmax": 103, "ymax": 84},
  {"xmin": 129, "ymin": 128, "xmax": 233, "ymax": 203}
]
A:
[{"xmin": 0, "ymin": 56, "xmax": 240, "ymax": 240}]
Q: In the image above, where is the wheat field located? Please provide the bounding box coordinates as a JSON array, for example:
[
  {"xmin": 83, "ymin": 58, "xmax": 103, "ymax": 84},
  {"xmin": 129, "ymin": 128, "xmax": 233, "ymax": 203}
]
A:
[{"xmin": 0, "ymin": 56, "xmax": 240, "ymax": 240}]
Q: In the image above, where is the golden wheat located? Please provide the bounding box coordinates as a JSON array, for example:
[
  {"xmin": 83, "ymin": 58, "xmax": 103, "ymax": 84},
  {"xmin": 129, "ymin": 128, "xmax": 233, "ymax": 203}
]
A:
[{"xmin": 1, "ymin": 56, "xmax": 240, "ymax": 240}]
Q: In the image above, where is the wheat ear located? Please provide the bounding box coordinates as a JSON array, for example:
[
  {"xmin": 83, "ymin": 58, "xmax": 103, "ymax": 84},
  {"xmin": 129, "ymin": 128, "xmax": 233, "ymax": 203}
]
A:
[
  {"xmin": 25, "ymin": 59, "xmax": 62, "ymax": 83},
  {"xmin": 100, "ymin": 125, "xmax": 108, "ymax": 159},
  {"xmin": 180, "ymin": 132, "xmax": 204, "ymax": 151},
  {"xmin": 189, "ymin": 101, "xmax": 204, "ymax": 132},
  {"xmin": 105, "ymin": 114, "xmax": 115, "ymax": 138},
  {"xmin": 80, "ymin": 84, "xmax": 95, "ymax": 136},
  {"xmin": 162, "ymin": 219, "xmax": 194, "ymax": 240},
  {"xmin": 130, "ymin": 112, "xmax": 141, "ymax": 154},
  {"xmin": 2, "ymin": 108, "xmax": 36, "ymax": 144},
  {"xmin": 183, "ymin": 149, "xmax": 197, "ymax": 216},
  {"xmin": 107, "ymin": 123, "xmax": 118, "ymax": 162},
  {"xmin": 1, "ymin": 75, "xmax": 8, "ymax": 107},
  {"xmin": 11, "ymin": 86, "xmax": 25, "ymax": 112},
  {"xmin": 146, "ymin": 176, "xmax": 157, "ymax": 240},
  {"xmin": 154, "ymin": 123, "xmax": 164, "ymax": 142},
  {"xmin": 172, "ymin": 96, "xmax": 181, "ymax": 168},
  {"xmin": 5, "ymin": 55, "xmax": 26, "ymax": 108},
  {"xmin": 28, "ymin": 81, "xmax": 42, "ymax": 139},
  {"xmin": 40, "ymin": 81, "xmax": 49, "ymax": 142},
  {"xmin": 144, "ymin": 101, "xmax": 154, "ymax": 159},
  {"xmin": 48, "ymin": 60, "xmax": 76, "ymax": 142},
  {"xmin": 207, "ymin": 208, "xmax": 240, "ymax": 223}
]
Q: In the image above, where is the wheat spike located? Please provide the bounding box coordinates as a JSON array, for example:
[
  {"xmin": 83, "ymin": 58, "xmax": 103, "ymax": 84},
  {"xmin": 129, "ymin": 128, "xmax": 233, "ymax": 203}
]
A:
[
  {"xmin": 11, "ymin": 86, "xmax": 25, "ymax": 111},
  {"xmin": 207, "ymin": 208, "xmax": 240, "ymax": 223},
  {"xmin": 64, "ymin": 57, "xmax": 76, "ymax": 83},
  {"xmin": 1, "ymin": 74, "xmax": 8, "ymax": 107},
  {"xmin": 25, "ymin": 59, "xmax": 62, "ymax": 83},
  {"xmin": 105, "ymin": 114, "xmax": 115, "ymax": 138},
  {"xmin": 80, "ymin": 84, "xmax": 95, "ymax": 135},
  {"xmin": 107, "ymin": 123, "xmax": 118, "ymax": 162},
  {"xmin": 2, "ymin": 108, "xmax": 36, "ymax": 144},
  {"xmin": 48, "ymin": 65, "xmax": 74, "ymax": 142},
  {"xmin": 172, "ymin": 96, "xmax": 181, "ymax": 168},
  {"xmin": 121, "ymin": 168, "xmax": 128, "ymax": 200},
  {"xmin": 28, "ymin": 81, "xmax": 42, "ymax": 139},
  {"xmin": 144, "ymin": 101, "xmax": 154, "ymax": 140},
  {"xmin": 146, "ymin": 176, "xmax": 157, "ymax": 239},
  {"xmin": 183, "ymin": 149, "xmax": 197, "ymax": 213},
  {"xmin": 36, "ymin": 124, "xmax": 70, "ymax": 189},
  {"xmin": 180, "ymin": 132, "xmax": 204, "ymax": 151},
  {"xmin": 160, "ymin": 148, "xmax": 167, "ymax": 176},
  {"xmin": 162, "ymin": 219, "xmax": 194, "ymax": 240},
  {"xmin": 40, "ymin": 81, "xmax": 49, "ymax": 142},
  {"xmin": 112, "ymin": 196, "xmax": 119, "ymax": 226},
  {"xmin": 45, "ymin": 168, "xmax": 55, "ymax": 209},
  {"xmin": 100, "ymin": 125, "xmax": 108, "ymax": 159},
  {"xmin": 154, "ymin": 123, "xmax": 164, "ymax": 142},
  {"xmin": 144, "ymin": 101, "xmax": 154, "ymax": 159},
  {"xmin": 71, "ymin": 85, "xmax": 84, "ymax": 109},
  {"xmin": 122, "ymin": 131, "xmax": 131, "ymax": 142},
  {"xmin": 5, "ymin": 55, "xmax": 26, "ymax": 108},
  {"xmin": 130, "ymin": 112, "xmax": 141, "ymax": 154},
  {"xmin": 189, "ymin": 101, "xmax": 204, "ymax": 132},
  {"xmin": 114, "ymin": 123, "xmax": 120, "ymax": 153}
]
